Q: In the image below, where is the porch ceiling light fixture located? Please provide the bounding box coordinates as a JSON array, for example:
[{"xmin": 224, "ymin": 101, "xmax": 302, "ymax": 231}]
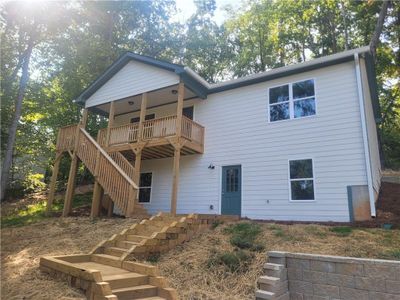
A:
[
  {"xmin": 171, "ymin": 89, "xmax": 178, "ymax": 94},
  {"xmin": 128, "ymin": 101, "xmax": 134, "ymax": 105}
]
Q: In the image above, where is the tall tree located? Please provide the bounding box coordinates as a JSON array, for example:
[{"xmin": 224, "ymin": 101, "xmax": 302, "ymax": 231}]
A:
[{"xmin": 0, "ymin": 1, "xmax": 69, "ymax": 200}]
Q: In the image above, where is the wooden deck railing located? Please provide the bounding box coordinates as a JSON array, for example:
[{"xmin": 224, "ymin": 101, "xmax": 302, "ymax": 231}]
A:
[
  {"xmin": 56, "ymin": 124, "xmax": 77, "ymax": 151},
  {"xmin": 56, "ymin": 125, "xmax": 138, "ymax": 216},
  {"xmin": 97, "ymin": 115, "xmax": 204, "ymax": 147},
  {"xmin": 143, "ymin": 115, "xmax": 177, "ymax": 140},
  {"xmin": 181, "ymin": 116, "xmax": 204, "ymax": 145}
]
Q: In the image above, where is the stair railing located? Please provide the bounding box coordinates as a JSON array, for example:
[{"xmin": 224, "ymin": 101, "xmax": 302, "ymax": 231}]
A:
[{"xmin": 57, "ymin": 125, "xmax": 138, "ymax": 217}]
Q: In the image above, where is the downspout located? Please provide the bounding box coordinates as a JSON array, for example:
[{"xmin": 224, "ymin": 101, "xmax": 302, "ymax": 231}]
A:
[{"xmin": 354, "ymin": 53, "xmax": 376, "ymax": 217}]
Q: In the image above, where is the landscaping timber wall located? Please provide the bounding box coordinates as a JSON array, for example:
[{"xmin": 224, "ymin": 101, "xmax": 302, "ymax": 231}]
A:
[{"xmin": 265, "ymin": 251, "xmax": 400, "ymax": 300}]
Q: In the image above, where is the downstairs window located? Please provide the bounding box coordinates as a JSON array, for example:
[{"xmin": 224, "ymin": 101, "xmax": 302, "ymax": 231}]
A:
[
  {"xmin": 138, "ymin": 172, "xmax": 152, "ymax": 203},
  {"xmin": 289, "ymin": 159, "xmax": 315, "ymax": 201}
]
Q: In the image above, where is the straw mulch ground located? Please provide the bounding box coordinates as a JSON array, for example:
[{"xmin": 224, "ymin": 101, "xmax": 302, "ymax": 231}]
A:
[
  {"xmin": 155, "ymin": 222, "xmax": 400, "ymax": 300},
  {"xmin": 1, "ymin": 217, "xmax": 135, "ymax": 300},
  {"xmin": 2, "ymin": 190, "xmax": 399, "ymax": 300}
]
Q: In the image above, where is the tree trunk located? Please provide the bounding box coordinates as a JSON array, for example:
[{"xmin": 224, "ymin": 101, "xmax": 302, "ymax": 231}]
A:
[
  {"xmin": 0, "ymin": 36, "xmax": 34, "ymax": 201},
  {"xmin": 340, "ymin": 0, "xmax": 349, "ymax": 50},
  {"xmin": 370, "ymin": 0, "xmax": 391, "ymax": 62}
]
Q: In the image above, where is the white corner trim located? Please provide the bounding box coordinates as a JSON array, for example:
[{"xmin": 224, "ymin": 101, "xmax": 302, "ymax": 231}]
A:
[{"xmin": 354, "ymin": 53, "xmax": 376, "ymax": 217}]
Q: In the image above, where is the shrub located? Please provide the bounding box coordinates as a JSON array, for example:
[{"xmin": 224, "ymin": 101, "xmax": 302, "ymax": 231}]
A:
[
  {"xmin": 207, "ymin": 249, "xmax": 251, "ymax": 272},
  {"xmin": 224, "ymin": 222, "xmax": 264, "ymax": 251},
  {"xmin": 330, "ymin": 226, "xmax": 353, "ymax": 237},
  {"xmin": 147, "ymin": 253, "xmax": 160, "ymax": 263},
  {"xmin": 23, "ymin": 173, "xmax": 46, "ymax": 193},
  {"xmin": 211, "ymin": 220, "xmax": 224, "ymax": 230},
  {"xmin": 224, "ymin": 222, "xmax": 262, "ymax": 236}
]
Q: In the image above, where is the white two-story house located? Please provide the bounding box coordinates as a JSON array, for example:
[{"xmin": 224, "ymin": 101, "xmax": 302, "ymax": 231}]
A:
[{"xmin": 48, "ymin": 46, "xmax": 381, "ymax": 222}]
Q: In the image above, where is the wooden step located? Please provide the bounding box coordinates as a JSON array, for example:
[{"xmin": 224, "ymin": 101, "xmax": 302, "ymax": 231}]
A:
[
  {"xmin": 126, "ymin": 235, "xmax": 149, "ymax": 243},
  {"xmin": 91, "ymin": 254, "xmax": 121, "ymax": 268},
  {"xmin": 112, "ymin": 284, "xmax": 158, "ymax": 300},
  {"xmin": 135, "ymin": 297, "xmax": 166, "ymax": 300},
  {"xmin": 103, "ymin": 273, "xmax": 149, "ymax": 289},
  {"xmin": 104, "ymin": 246, "xmax": 128, "ymax": 257},
  {"xmin": 116, "ymin": 240, "xmax": 140, "ymax": 249}
]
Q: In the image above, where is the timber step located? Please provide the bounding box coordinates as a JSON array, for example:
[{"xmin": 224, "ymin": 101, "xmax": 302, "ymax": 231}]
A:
[
  {"xmin": 40, "ymin": 213, "xmax": 239, "ymax": 299},
  {"xmin": 103, "ymin": 273, "xmax": 148, "ymax": 289},
  {"xmin": 112, "ymin": 284, "xmax": 158, "ymax": 299}
]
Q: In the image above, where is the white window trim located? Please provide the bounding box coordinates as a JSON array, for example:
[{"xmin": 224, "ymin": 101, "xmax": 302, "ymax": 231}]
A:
[
  {"xmin": 138, "ymin": 172, "xmax": 153, "ymax": 203},
  {"xmin": 268, "ymin": 78, "xmax": 317, "ymax": 123},
  {"xmin": 288, "ymin": 158, "xmax": 316, "ymax": 202}
]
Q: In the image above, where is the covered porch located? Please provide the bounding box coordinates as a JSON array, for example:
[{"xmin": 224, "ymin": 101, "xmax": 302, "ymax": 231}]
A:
[{"xmin": 48, "ymin": 53, "xmax": 209, "ymax": 218}]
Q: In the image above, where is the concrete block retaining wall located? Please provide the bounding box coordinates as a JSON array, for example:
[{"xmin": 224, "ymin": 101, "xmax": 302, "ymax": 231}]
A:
[{"xmin": 258, "ymin": 251, "xmax": 400, "ymax": 300}]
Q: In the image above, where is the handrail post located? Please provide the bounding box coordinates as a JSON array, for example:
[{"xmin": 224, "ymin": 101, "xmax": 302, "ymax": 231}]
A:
[
  {"xmin": 91, "ymin": 133, "xmax": 104, "ymax": 219},
  {"xmin": 63, "ymin": 109, "xmax": 88, "ymax": 217},
  {"xmin": 170, "ymin": 82, "xmax": 185, "ymax": 216},
  {"xmin": 176, "ymin": 82, "xmax": 184, "ymax": 138},
  {"xmin": 106, "ymin": 101, "xmax": 115, "ymax": 146},
  {"xmin": 138, "ymin": 93, "xmax": 147, "ymax": 141}
]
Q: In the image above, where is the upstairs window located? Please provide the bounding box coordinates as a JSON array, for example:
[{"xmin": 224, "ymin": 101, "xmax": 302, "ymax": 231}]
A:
[
  {"xmin": 289, "ymin": 159, "xmax": 315, "ymax": 201},
  {"xmin": 130, "ymin": 113, "xmax": 155, "ymax": 123},
  {"xmin": 138, "ymin": 172, "xmax": 152, "ymax": 203},
  {"xmin": 269, "ymin": 79, "xmax": 316, "ymax": 122}
]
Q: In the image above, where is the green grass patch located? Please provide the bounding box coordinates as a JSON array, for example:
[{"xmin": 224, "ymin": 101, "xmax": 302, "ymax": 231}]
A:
[
  {"xmin": 1, "ymin": 193, "xmax": 93, "ymax": 228},
  {"xmin": 304, "ymin": 225, "xmax": 327, "ymax": 238},
  {"xmin": 378, "ymin": 249, "xmax": 400, "ymax": 261},
  {"xmin": 207, "ymin": 249, "xmax": 252, "ymax": 272},
  {"xmin": 211, "ymin": 219, "xmax": 224, "ymax": 230},
  {"xmin": 330, "ymin": 226, "xmax": 353, "ymax": 237},
  {"xmin": 223, "ymin": 222, "xmax": 264, "ymax": 251},
  {"xmin": 146, "ymin": 253, "xmax": 161, "ymax": 263}
]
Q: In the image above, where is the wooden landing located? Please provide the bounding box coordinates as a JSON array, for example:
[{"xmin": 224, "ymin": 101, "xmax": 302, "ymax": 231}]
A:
[{"xmin": 40, "ymin": 254, "xmax": 176, "ymax": 300}]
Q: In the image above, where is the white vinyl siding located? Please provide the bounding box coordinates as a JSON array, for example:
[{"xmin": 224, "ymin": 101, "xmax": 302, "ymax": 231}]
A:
[
  {"xmin": 85, "ymin": 60, "xmax": 179, "ymax": 108},
  {"xmin": 138, "ymin": 62, "xmax": 368, "ymax": 222}
]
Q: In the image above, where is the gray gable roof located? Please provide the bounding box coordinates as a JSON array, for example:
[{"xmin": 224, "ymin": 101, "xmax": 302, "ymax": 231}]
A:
[{"xmin": 75, "ymin": 47, "xmax": 378, "ymax": 119}]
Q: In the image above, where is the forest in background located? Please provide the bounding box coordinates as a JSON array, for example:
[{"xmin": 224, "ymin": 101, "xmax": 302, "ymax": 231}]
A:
[{"xmin": 1, "ymin": 0, "xmax": 399, "ymax": 199}]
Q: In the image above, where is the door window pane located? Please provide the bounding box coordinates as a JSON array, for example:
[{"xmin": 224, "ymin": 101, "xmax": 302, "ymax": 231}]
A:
[{"xmin": 226, "ymin": 168, "xmax": 239, "ymax": 192}]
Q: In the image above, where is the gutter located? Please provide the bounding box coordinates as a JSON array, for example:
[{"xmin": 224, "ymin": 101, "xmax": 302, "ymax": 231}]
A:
[{"xmin": 354, "ymin": 53, "xmax": 376, "ymax": 217}]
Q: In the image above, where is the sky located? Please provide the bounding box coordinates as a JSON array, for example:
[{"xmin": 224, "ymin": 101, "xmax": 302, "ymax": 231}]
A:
[{"xmin": 174, "ymin": 0, "xmax": 241, "ymax": 25}]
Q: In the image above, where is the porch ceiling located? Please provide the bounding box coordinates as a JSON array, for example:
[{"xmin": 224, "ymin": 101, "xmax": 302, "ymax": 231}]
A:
[{"xmin": 93, "ymin": 84, "xmax": 196, "ymax": 116}]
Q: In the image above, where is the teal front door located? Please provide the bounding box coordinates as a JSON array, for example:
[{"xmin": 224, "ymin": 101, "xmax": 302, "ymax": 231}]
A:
[{"xmin": 221, "ymin": 165, "xmax": 241, "ymax": 216}]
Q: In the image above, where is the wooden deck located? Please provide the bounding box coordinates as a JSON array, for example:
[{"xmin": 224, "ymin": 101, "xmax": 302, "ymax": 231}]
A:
[{"xmin": 97, "ymin": 115, "xmax": 204, "ymax": 159}]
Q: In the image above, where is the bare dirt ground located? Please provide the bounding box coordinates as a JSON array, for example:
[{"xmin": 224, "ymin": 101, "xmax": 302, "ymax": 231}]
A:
[{"xmin": 1, "ymin": 217, "xmax": 135, "ymax": 300}]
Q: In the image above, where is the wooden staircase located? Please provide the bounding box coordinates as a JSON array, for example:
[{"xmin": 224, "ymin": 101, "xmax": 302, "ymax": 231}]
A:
[
  {"xmin": 40, "ymin": 213, "xmax": 239, "ymax": 299},
  {"xmin": 53, "ymin": 124, "xmax": 147, "ymax": 218},
  {"xmin": 91, "ymin": 213, "xmax": 211, "ymax": 261}
]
